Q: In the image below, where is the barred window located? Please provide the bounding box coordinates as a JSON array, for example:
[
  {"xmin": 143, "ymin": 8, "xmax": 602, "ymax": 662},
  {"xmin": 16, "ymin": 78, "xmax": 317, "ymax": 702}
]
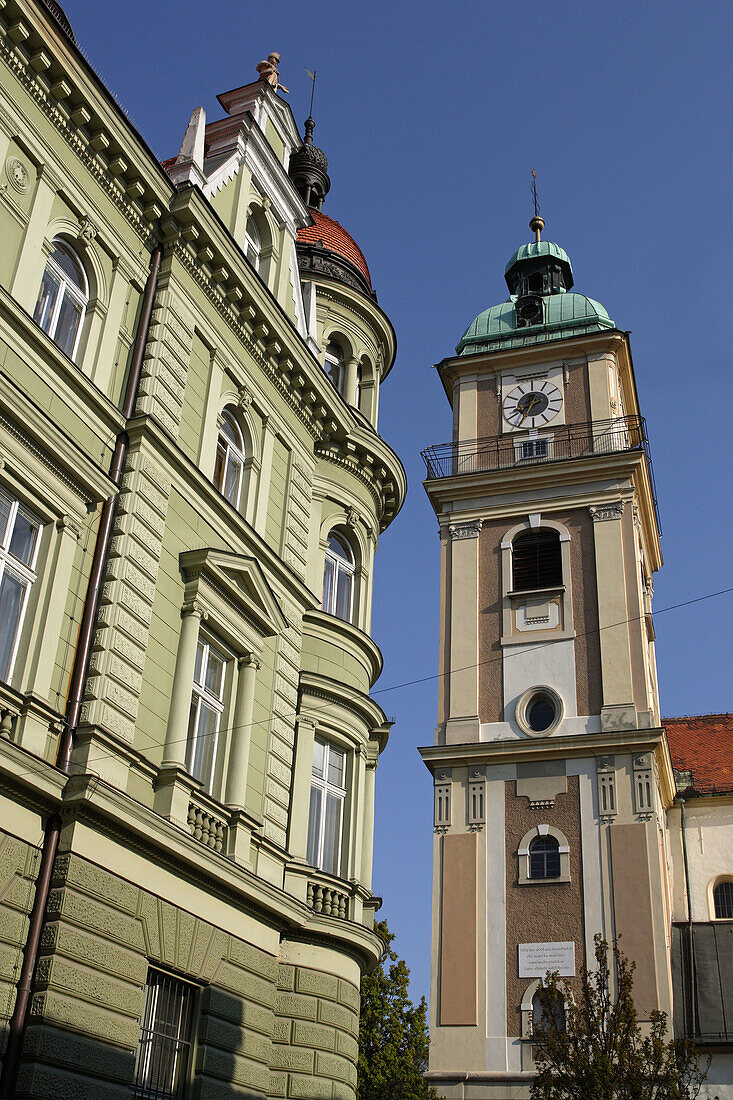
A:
[
  {"xmin": 133, "ymin": 970, "xmax": 196, "ymax": 1099},
  {"xmin": 512, "ymin": 528, "xmax": 562, "ymax": 591},
  {"xmin": 529, "ymin": 835, "xmax": 561, "ymax": 880}
]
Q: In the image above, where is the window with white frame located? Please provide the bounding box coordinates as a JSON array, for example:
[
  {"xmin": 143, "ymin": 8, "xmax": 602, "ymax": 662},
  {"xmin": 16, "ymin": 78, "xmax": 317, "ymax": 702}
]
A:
[
  {"xmin": 324, "ymin": 340, "xmax": 345, "ymax": 395},
  {"xmin": 713, "ymin": 880, "xmax": 733, "ymax": 920},
  {"xmin": 529, "ymin": 835, "xmax": 561, "ymax": 880},
  {"xmin": 0, "ymin": 490, "xmax": 41, "ymax": 681},
  {"xmin": 186, "ymin": 636, "xmax": 226, "ymax": 789},
  {"xmin": 244, "ymin": 216, "xmax": 261, "ymax": 272},
  {"xmin": 307, "ymin": 737, "xmax": 346, "ymax": 876},
  {"xmin": 517, "ymin": 437, "xmax": 550, "ymax": 461},
  {"xmin": 33, "ymin": 240, "xmax": 88, "ymax": 361},
  {"xmin": 322, "ymin": 531, "xmax": 355, "ymax": 623},
  {"xmin": 213, "ymin": 409, "xmax": 246, "ymax": 509},
  {"xmin": 132, "ymin": 969, "xmax": 196, "ymax": 1100}
]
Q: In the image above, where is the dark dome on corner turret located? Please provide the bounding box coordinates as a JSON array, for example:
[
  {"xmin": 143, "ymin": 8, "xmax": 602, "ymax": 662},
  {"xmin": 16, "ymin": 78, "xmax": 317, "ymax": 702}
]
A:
[
  {"xmin": 288, "ymin": 117, "xmax": 330, "ymax": 212},
  {"xmin": 37, "ymin": 0, "xmax": 77, "ymax": 42}
]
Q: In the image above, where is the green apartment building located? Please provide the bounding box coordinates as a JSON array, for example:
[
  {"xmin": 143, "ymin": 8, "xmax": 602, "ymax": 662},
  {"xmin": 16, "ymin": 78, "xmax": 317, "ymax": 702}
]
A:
[{"xmin": 0, "ymin": 3, "xmax": 405, "ymax": 1097}]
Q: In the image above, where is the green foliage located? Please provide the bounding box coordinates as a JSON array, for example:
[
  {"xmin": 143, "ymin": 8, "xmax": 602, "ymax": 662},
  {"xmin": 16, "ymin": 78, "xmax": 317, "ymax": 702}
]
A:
[
  {"xmin": 530, "ymin": 935, "xmax": 715, "ymax": 1100},
  {"xmin": 357, "ymin": 919, "xmax": 439, "ymax": 1100}
]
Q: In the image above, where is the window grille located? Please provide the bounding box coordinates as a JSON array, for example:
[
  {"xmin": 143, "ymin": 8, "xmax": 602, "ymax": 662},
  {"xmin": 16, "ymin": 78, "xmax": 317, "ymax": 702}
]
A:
[
  {"xmin": 434, "ymin": 782, "xmax": 451, "ymax": 827},
  {"xmin": 529, "ymin": 835, "xmax": 561, "ymax": 879},
  {"xmin": 467, "ymin": 776, "xmax": 485, "ymax": 825},
  {"xmin": 133, "ymin": 970, "xmax": 196, "ymax": 1100},
  {"xmin": 307, "ymin": 737, "xmax": 346, "ymax": 876},
  {"xmin": 0, "ymin": 489, "xmax": 41, "ymax": 680},
  {"xmin": 598, "ymin": 771, "xmax": 617, "ymax": 815},
  {"xmin": 713, "ymin": 881, "xmax": 733, "ymax": 919},
  {"xmin": 512, "ymin": 529, "xmax": 562, "ymax": 591}
]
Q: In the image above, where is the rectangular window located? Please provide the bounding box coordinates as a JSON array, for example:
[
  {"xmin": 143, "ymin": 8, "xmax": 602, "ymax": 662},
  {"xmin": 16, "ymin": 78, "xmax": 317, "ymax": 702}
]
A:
[
  {"xmin": 0, "ymin": 489, "xmax": 41, "ymax": 681},
  {"xmin": 186, "ymin": 636, "xmax": 226, "ymax": 790},
  {"xmin": 517, "ymin": 438, "xmax": 550, "ymax": 461},
  {"xmin": 133, "ymin": 969, "xmax": 196, "ymax": 1100},
  {"xmin": 307, "ymin": 737, "xmax": 346, "ymax": 876}
]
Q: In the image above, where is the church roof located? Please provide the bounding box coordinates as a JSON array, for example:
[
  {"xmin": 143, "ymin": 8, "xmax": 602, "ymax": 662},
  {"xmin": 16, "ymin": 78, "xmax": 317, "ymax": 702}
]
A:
[
  {"xmin": 297, "ymin": 210, "xmax": 372, "ymax": 289},
  {"xmin": 504, "ymin": 240, "xmax": 572, "ymax": 276},
  {"xmin": 665, "ymin": 714, "xmax": 733, "ymax": 794},
  {"xmin": 456, "ymin": 292, "xmax": 614, "ymax": 355}
]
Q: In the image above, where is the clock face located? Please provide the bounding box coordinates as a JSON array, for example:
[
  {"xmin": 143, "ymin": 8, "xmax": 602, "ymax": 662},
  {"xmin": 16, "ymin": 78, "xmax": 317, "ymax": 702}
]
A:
[{"xmin": 503, "ymin": 381, "xmax": 563, "ymax": 428}]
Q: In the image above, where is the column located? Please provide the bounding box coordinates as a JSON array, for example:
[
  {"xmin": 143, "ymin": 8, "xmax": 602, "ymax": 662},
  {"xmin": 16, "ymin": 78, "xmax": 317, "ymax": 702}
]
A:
[
  {"xmin": 288, "ymin": 717, "xmax": 316, "ymax": 861},
  {"xmin": 590, "ymin": 502, "xmax": 636, "ymax": 730},
  {"xmin": 162, "ymin": 605, "xmax": 203, "ymax": 768},
  {"xmin": 360, "ymin": 759, "xmax": 377, "ymax": 889},
  {"xmin": 446, "ymin": 519, "xmax": 482, "ymax": 743},
  {"xmin": 344, "ymin": 356, "xmax": 359, "ymax": 408},
  {"xmin": 224, "ymin": 655, "xmax": 260, "ymax": 808}
]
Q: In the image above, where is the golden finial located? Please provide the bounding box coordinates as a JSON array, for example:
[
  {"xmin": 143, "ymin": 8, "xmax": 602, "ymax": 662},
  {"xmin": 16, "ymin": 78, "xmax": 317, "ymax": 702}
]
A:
[{"xmin": 529, "ymin": 168, "xmax": 545, "ymax": 243}]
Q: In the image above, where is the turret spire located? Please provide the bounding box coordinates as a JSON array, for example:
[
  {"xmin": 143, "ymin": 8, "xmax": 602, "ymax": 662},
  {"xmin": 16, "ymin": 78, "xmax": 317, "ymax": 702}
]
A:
[{"xmin": 529, "ymin": 168, "xmax": 545, "ymax": 243}]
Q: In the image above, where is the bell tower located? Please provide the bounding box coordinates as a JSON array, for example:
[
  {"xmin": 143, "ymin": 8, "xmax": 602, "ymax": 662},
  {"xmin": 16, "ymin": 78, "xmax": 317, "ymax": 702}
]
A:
[{"xmin": 420, "ymin": 216, "xmax": 673, "ymax": 1098}]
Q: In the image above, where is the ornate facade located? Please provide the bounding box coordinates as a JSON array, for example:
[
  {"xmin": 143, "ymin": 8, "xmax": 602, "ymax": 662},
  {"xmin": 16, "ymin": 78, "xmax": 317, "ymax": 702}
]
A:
[
  {"xmin": 421, "ymin": 222, "xmax": 733, "ymax": 1097},
  {"xmin": 0, "ymin": 3, "xmax": 405, "ymax": 1098}
]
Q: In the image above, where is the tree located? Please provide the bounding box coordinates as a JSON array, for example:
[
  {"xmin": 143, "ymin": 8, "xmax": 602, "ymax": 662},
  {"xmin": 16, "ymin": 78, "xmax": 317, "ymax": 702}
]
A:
[
  {"xmin": 530, "ymin": 935, "xmax": 715, "ymax": 1100},
  {"xmin": 357, "ymin": 919, "xmax": 439, "ymax": 1100}
]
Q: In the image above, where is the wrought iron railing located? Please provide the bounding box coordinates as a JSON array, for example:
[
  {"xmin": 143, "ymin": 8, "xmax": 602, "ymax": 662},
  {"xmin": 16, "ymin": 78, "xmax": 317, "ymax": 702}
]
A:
[{"xmin": 421, "ymin": 416, "xmax": 659, "ymax": 529}]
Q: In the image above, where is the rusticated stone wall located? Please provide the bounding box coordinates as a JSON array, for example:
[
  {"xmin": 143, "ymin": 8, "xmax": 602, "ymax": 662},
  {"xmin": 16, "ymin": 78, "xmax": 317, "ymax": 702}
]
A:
[
  {"xmin": 14, "ymin": 852, "xmax": 361, "ymax": 1100},
  {"xmin": 0, "ymin": 830, "xmax": 42, "ymax": 1065},
  {"xmin": 273, "ymin": 962, "xmax": 360, "ymax": 1099}
]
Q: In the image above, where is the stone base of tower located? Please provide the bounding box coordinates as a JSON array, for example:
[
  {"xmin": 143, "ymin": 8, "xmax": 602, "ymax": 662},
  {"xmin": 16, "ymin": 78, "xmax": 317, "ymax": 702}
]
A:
[{"xmin": 426, "ymin": 1071, "xmax": 533, "ymax": 1098}]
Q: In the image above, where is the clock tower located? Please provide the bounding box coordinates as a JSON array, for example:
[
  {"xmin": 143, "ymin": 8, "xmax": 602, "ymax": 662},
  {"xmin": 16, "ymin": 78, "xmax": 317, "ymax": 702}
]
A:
[{"xmin": 420, "ymin": 218, "xmax": 673, "ymax": 1097}]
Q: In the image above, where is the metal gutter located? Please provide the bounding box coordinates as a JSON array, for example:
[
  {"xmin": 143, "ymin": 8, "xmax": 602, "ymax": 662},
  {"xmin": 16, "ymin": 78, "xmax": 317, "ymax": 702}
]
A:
[{"xmin": 0, "ymin": 244, "xmax": 162, "ymax": 1099}]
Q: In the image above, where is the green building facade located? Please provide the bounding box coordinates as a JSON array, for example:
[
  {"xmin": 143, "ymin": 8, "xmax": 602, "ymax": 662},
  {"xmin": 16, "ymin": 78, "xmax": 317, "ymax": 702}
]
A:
[{"xmin": 0, "ymin": 4, "xmax": 405, "ymax": 1097}]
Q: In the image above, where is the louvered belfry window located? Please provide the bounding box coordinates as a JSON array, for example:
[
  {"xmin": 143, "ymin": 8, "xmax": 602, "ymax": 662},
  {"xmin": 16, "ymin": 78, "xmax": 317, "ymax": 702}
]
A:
[{"xmin": 512, "ymin": 529, "xmax": 562, "ymax": 591}]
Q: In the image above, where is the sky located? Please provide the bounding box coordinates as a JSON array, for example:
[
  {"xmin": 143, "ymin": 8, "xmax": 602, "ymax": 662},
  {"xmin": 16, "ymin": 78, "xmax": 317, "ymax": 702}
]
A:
[{"xmin": 61, "ymin": 0, "xmax": 733, "ymax": 1004}]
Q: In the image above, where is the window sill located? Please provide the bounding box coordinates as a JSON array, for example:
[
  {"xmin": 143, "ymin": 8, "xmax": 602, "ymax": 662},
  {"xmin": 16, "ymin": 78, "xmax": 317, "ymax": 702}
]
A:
[
  {"xmin": 507, "ymin": 585, "xmax": 565, "ymax": 600},
  {"xmin": 516, "ymin": 876, "xmax": 571, "ymax": 886}
]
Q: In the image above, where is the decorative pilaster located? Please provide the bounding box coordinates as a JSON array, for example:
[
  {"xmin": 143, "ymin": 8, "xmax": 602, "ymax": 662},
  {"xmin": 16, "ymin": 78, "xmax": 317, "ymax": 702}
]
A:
[
  {"xmin": 360, "ymin": 757, "xmax": 378, "ymax": 889},
  {"xmin": 162, "ymin": 604, "xmax": 204, "ymax": 769},
  {"xmin": 344, "ymin": 356, "xmax": 359, "ymax": 408},
  {"xmin": 224, "ymin": 655, "xmax": 261, "ymax": 809},
  {"xmin": 288, "ymin": 716, "xmax": 316, "ymax": 861},
  {"xmin": 445, "ymin": 520, "xmax": 482, "ymax": 744},
  {"xmin": 589, "ymin": 501, "xmax": 636, "ymax": 730}
]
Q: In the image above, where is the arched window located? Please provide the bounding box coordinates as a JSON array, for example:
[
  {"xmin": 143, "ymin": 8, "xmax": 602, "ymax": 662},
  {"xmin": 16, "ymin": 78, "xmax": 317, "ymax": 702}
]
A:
[
  {"xmin": 244, "ymin": 216, "xmax": 261, "ymax": 272},
  {"xmin": 714, "ymin": 881, "xmax": 733, "ymax": 919},
  {"xmin": 214, "ymin": 409, "xmax": 246, "ymax": 508},
  {"xmin": 322, "ymin": 531, "xmax": 354, "ymax": 622},
  {"xmin": 33, "ymin": 240, "xmax": 88, "ymax": 360},
  {"xmin": 324, "ymin": 340, "xmax": 345, "ymax": 395},
  {"xmin": 529, "ymin": 835, "xmax": 561, "ymax": 880},
  {"xmin": 512, "ymin": 528, "xmax": 562, "ymax": 591},
  {"xmin": 531, "ymin": 987, "xmax": 566, "ymax": 1036}
]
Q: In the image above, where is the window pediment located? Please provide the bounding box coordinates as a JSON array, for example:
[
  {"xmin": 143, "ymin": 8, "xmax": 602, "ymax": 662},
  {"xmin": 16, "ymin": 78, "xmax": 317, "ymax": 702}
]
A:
[{"xmin": 180, "ymin": 548, "xmax": 287, "ymax": 641}]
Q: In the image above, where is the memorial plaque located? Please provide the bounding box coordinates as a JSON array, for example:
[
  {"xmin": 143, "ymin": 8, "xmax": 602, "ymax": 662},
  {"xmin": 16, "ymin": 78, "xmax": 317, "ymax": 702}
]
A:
[{"xmin": 518, "ymin": 941, "xmax": 575, "ymax": 977}]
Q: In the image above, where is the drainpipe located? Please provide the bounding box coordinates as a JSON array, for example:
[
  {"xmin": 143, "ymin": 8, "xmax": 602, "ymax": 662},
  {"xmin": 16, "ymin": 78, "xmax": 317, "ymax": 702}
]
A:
[
  {"xmin": 0, "ymin": 245, "xmax": 162, "ymax": 1099},
  {"xmin": 677, "ymin": 793, "xmax": 697, "ymax": 1040}
]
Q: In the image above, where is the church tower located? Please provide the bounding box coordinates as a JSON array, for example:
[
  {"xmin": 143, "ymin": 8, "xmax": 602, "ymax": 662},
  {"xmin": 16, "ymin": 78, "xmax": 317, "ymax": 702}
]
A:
[{"xmin": 420, "ymin": 214, "xmax": 673, "ymax": 1097}]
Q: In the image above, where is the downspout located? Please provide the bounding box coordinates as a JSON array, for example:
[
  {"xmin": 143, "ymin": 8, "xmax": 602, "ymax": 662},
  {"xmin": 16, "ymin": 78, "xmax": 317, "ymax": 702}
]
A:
[
  {"xmin": 0, "ymin": 245, "xmax": 162, "ymax": 1099},
  {"xmin": 677, "ymin": 793, "xmax": 697, "ymax": 1040}
]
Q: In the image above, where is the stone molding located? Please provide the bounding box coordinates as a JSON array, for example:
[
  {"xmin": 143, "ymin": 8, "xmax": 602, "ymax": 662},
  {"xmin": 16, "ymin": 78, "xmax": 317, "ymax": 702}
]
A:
[
  {"xmin": 589, "ymin": 501, "xmax": 625, "ymax": 522},
  {"xmin": 448, "ymin": 519, "xmax": 482, "ymax": 540}
]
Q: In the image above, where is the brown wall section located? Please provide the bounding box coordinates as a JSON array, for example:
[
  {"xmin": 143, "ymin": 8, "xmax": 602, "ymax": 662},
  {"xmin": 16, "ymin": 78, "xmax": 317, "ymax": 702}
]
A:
[
  {"xmin": 609, "ymin": 823, "xmax": 659, "ymax": 1018},
  {"xmin": 473, "ymin": 358, "xmax": 592, "ymax": 443},
  {"xmin": 563, "ymin": 360, "xmax": 593, "ymax": 425},
  {"xmin": 478, "ymin": 518, "xmax": 505, "ymax": 723},
  {"xmin": 477, "ymin": 376, "xmax": 500, "ymax": 439},
  {"xmin": 440, "ymin": 833, "xmax": 478, "ymax": 1026},
  {"xmin": 562, "ymin": 508, "xmax": 602, "ymax": 718},
  {"xmin": 504, "ymin": 776, "xmax": 586, "ymax": 1036}
]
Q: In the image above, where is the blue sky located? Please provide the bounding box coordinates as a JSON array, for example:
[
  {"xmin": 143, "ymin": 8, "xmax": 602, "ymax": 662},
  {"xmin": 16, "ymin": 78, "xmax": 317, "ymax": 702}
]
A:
[{"xmin": 63, "ymin": 0, "xmax": 733, "ymax": 1003}]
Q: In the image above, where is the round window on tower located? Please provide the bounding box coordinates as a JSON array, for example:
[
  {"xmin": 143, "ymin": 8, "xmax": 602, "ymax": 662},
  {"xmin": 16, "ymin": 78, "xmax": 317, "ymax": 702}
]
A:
[{"xmin": 515, "ymin": 686, "xmax": 564, "ymax": 737}]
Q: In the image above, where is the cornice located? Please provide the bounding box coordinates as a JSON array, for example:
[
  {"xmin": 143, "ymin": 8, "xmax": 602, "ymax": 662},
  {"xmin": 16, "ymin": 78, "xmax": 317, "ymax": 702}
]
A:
[
  {"xmin": 298, "ymin": 670, "xmax": 388, "ymax": 740},
  {"xmin": 0, "ymin": 3, "xmax": 170, "ymax": 244},
  {"xmin": 302, "ymin": 609, "xmax": 383, "ymax": 688}
]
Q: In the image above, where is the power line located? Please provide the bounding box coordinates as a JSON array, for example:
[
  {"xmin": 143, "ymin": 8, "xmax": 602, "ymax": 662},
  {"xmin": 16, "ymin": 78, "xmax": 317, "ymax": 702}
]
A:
[{"xmin": 8, "ymin": 583, "xmax": 731, "ymax": 786}]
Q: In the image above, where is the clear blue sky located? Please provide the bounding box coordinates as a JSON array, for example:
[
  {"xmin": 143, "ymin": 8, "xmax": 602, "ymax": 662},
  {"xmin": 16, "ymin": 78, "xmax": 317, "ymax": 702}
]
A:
[{"xmin": 63, "ymin": 0, "xmax": 733, "ymax": 1004}]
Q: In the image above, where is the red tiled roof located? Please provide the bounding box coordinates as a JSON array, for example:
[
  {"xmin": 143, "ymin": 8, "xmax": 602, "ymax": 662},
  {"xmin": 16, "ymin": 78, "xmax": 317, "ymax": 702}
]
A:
[
  {"xmin": 665, "ymin": 714, "xmax": 733, "ymax": 794},
  {"xmin": 297, "ymin": 210, "xmax": 372, "ymax": 288}
]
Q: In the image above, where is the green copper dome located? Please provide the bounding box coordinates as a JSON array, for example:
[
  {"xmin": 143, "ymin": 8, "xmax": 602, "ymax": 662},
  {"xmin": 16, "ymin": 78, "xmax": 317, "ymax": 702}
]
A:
[
  {"xmin": 457, "ymin": 293, "xmax": 614, "ymax": 356},
  {"xmin": 504, "ymin": 240, "xmax": 572, "ymax": 278}
]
